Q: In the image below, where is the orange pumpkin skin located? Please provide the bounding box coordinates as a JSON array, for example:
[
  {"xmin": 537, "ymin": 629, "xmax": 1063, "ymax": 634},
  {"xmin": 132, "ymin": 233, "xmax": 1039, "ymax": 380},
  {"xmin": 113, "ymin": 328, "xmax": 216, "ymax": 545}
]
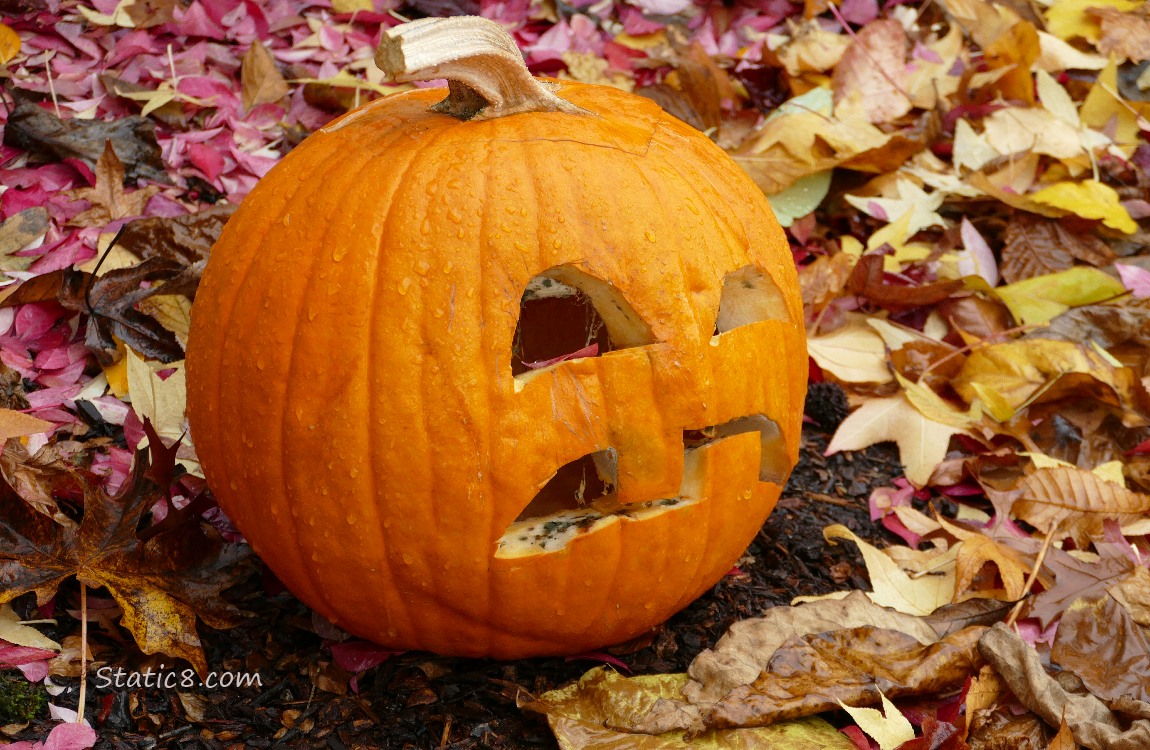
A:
[{"xmin": 185, "ymin": 81, "xmax": 807, "ymax": 658}]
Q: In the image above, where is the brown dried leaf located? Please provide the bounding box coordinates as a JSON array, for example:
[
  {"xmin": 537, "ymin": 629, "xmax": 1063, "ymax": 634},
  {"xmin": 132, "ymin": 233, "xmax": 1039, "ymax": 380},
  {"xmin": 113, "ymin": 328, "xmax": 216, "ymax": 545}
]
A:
[
  {"xmin": 831, "ymin": 19, "xmax": 912, "ymax": 124},
  {"xmin": 979, "ymin": 623, "xmax": 1150, "ymax": 750},
  {"xmin": 2, "ymin": 95, "xmax": 167, "ymax": 183},
  {"xmin": 0, "ymin": 207, "xmax": 49, "ymax": 276},
  {"xmin": 938, "ymin": 516, "xmax": 1030, "ymax": 601},
  {"xmin": 1048, "ymin": 717, "xmax": 1079, "ymax": 750},
  {"xmin": 637, "ymin": 42, "xmax": 733, "ymax": 134},
  {"xmin": 1089, "ymin": 6, "xmax": 1150, "ymax": 63},
  {"xmin": 1001, "ymin": 215, "xmax": 1116, "ymax": 284},
  {"xmin": 67, "ymin": 141, "xmax": 159, "ymax": 227},
  {"xmin": 923, "ymin": 598, "xmax": 1015, "ymax": 639},
  {"xmin": 706, "ymin": 626, "xmax": 985, "ymax": 729},
  {"xmin": 1007, "ymin": 467, "xmax": 1150, "ymax": 547},
  {"xmin": 684, "ymin": 591, "xmax": 940, "ymax": 709},
  {"xmin": 1051, "ymin": 594, "xmax": 1150, "ymax": 704},
  {"xmin": 847, "ymin": 254, "xmax": 963, "ymax": 312},
  {"xmin": 1028, "ymin": 544, "xmax": 1135, "ymax": 629},
  {"xmin": 0, "ymin": 452, "xmax": 248, "ymax": 676},
  {"xmin": 800, "ymin": 252, "xmax": 856, "ymax": 312},
  {"xmin": 116, "ymin": 205, "xmax": 235, "ymax": 266},
  {"xmin": 938, "ymin": 294, "xmax": 1014, "ymax": 343},
  {"xmin": 1108, "ymin": 566, "xmax": 1150, "ymax": 628},
  {"xmin": 241, "ymin": 40, "xmax": 290, "ymax": 112}
]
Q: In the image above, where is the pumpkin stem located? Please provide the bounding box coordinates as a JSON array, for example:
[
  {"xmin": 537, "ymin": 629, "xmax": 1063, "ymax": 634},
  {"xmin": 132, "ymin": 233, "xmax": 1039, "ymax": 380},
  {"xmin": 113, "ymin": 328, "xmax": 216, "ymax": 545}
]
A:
[{"xmin": 375, "ymin": 16, "xmax": 587, "ymax": 121}]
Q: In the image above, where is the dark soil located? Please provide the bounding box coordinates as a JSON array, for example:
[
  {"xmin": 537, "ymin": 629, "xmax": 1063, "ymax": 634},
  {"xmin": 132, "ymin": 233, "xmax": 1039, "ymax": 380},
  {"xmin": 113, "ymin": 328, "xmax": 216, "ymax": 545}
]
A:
[{"xmin": 7, "ymin": 427, "xmax": 903, "ymax": 750}]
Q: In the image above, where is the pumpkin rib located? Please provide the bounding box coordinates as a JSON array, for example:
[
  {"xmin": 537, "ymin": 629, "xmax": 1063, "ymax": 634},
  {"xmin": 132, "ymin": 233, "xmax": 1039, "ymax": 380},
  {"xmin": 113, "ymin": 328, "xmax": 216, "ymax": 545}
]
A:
[
  {"xmin": 196, "ymin": 141, "xmax": 342, "ymax": 610},
  {"xmin": 364, "ymin": 122, "xmax": 457, "ymax": 651},
  {"xmin": 273, "ymin": 133, "xmax": 400, "ymax": 624}
]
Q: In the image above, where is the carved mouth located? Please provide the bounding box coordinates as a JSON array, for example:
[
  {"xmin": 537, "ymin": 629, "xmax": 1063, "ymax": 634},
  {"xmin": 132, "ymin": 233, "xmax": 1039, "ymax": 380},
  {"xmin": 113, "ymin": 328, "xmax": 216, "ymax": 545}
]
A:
[{"xmin": 495, "ymin": 413, "xmax": 785, "ymax": 558}]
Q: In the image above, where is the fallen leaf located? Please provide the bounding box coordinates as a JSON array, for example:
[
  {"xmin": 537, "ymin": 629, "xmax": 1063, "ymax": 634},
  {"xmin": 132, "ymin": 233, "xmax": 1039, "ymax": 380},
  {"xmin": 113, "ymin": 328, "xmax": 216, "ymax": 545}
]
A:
[
  {"xmin": 241, "ymin": 40, "xmax": 290, "ymax": 112},
  {"xmin": 806, "ymin": 318, "xmax": 893, "ymax": 384},
  {"xmin": 67, "ymin": 141, "xmax": 159, "ymax": 227},
  {"xmin": 0, "ymin": 453, "xmax": 248, "ymax": 676},
  {"xmin": 520, "ymin": 667, "xmax": 857, "ymax": 749},
  {"xmin": 1116, "ymin": 263, "xmax": 1150, "ymax": 298},
  {"xmin": 1051, "ymin": 593, "xmax": 1150, "ymax": 704},
  {"xmin": 823, "ymin": 525, "xmax": 956, "ymax": 615},
  {"xmin": 684, "ymin": 591, "xmax": 940, "ymax": 709},
  {"xmin": 1030, "ymin": 180, "xmax": 1138, "ymax": 234},
  {"xmin": 0, "ymin": 207, "xmax": 50, "ymax": 276},
  {"xmin": 0, "ymin": 603, "xmax": 60, "ymax": 651},
  {"xmin": 1047, "ymin": 717, "xmax": 1079, "ymax": 750},
  {"xmin": 125, "ymin": 349, "xmax": 186, "ymax": 445},
  {"xmin": 1000, "ymin": 214, "xmax": 1116, "ymax": 283},
  {"xmin": 826, "ymin": 392, "xmax": 968, "ymax": 487},
  {"xmin": 0, "ymin": 23, "xmax": 20, "ymax": 65},
  {"xmin": 994, "ymin": 267, "xmax": 1127, "ymax": 326},
  {"xmin": 3, "ymin": 721, "xmax": 96, "ymax": 750},
  {"xmin": 847, "ymin": 254, "xmax": 963, "ymax": 313},
  {"xmin": 1002, "ymin": 466, "xmax": 1150, "ymax": 547},
  {"xmin": 936, "ymin": 515, "xmax": 1031, "ymax": 601},
  {"xmin": 979, "ymin": 623, "xmax": 1150, "ymax": 750},
  {"xmin": 838, "ymin": 692, "xmax": 916, "ymax": 750},
  {"xmin": 831, "ymin": 19, "xmax": 911, "ymax": 124},
  {"xmin": 0, "ymin": 410, "xmax": 54, "ymax": 441},
  {"xmin": 1028, "ymin": 542, "xmax": 1136, "ymax": 628},
  {"xmin": 2, "ymin": 96, "xmax": 167, "ymax": 183},
  {"xmin": 1108, "ymin": 566, "xmax": 1150, "ymax": 628},
  {"xmin": 1089, "ymin": 6, "xmax": 1150, "ymax": 62},
  {"xmin": 706, "ymin": 625, "xmax": 984, "ymax": 729},
  {"xmin": 1044, "ymin": 0, "xmax": 1142, "ymax": 42}
]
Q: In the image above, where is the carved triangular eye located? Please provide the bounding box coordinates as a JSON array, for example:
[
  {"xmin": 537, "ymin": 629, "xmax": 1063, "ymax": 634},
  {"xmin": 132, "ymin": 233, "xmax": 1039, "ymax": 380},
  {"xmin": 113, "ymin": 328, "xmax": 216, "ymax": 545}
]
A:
[
  {"xmin": 713, "ymin": 265, "xmax": 789, "ymax": 336},
  {"xmin": 512, "ymin": 265, "xmax": 655, "ymax": 377}
]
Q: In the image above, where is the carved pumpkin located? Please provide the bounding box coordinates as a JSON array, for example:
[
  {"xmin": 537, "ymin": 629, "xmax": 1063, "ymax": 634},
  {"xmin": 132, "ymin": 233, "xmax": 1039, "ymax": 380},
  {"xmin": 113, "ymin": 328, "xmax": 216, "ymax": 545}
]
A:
[{"xmin": 186, "ymin": 17, "xmax": 807, "ymax": 658}]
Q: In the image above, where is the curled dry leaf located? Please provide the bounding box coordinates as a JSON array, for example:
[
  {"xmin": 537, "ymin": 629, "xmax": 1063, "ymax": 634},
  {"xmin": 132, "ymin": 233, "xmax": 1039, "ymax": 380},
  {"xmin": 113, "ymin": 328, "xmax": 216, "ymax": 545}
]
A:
[
  {"xmin": 519, "ymin": 667, "xmax": 856, "ymax": 749},
  {"xmin": 1005, "ymin": 466, "xmax": 1150, "ymax": 548},
  {"xmin": 1000, "ymin": 214, "xmax": 1116, "ymax": 284},
  {"xmin": 706, "ymin": 625, "xmax": 985, "ymax": 730},
  {"xmin": 979, "ymin": 623, "xmax": 1150, "ymax": 750},
  {"xmin": 822, "ymin": 525, "xmax": 957, "ymax": 615},
  {"xmin": 684, "ymin": 591, "xmax": 940, "ymax": 709}
]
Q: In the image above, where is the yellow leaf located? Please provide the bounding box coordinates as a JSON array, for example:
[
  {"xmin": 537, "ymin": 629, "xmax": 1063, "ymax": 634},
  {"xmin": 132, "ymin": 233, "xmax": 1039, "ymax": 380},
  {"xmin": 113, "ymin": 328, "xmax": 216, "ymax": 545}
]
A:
[
  {"xmin": 807, "ymin": 319, "xmax": 893, "ymax": 384},
  {"xmin": 839, "ymin": 693, "xmax": 916, "ymax": 750},
  {"xmin": 1044, "ymin": 0, "xmax": 1141, "ymax": 42},
  {"xmin": 331, "ymin": 0, "xmax": 372, "ymax": 10},
  {"xmin": 896, "ymin": 373, "xmax": 981, "ymax": 431},
  {"xmin": 0, "ymin": 23, "xmax": 20, "ymax": 65},
  {"xmin": 125, "ymin": 348, "xmax": 186, "ymax": 445},
  {"xmin": 1030, "ymin": 180, "xmax": 1137, "ymax": 233},
  {"xmin": 0, "ymin": 604, "xmax": 60, "ymax": 651},
  {"xmin": 1036, "ymin": 30, "xmax": 1108, "ymax": 71},
  {"xmin": 995, "ymin": 267, "xmax": 1127, "ymax": 325},
  {"xmin": 1080, "ymin": 59, "xmax": 1150, "ymax": 148},
  {"xmin": 824, "ymin": 525, "xmax": 957, "ymax": 614},
  {"xmin": 1036, "ymin": 70, "xmax": 1080, "ymax": 127},
  {"xmin": 935, "ymin": 516, "xmax": 1030, "ymax": 601},
  {"xmin": 826, "ymin": 394, "xmax": 968, "ymax": 486}
]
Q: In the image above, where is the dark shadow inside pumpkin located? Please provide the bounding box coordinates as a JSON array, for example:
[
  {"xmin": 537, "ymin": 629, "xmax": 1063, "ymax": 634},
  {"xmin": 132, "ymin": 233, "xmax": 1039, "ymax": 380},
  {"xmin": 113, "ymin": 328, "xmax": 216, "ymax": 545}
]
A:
[
  {"xmin": 511, "ymin": 266, "xmax": 656, "ymax": 378},
  {"xmin": 712, "ymin": 265, "xmax": 789, "ymax": 337},
  {"xmin": 508, "ymin": 413, "xmax": 785, "ymax": 528}
]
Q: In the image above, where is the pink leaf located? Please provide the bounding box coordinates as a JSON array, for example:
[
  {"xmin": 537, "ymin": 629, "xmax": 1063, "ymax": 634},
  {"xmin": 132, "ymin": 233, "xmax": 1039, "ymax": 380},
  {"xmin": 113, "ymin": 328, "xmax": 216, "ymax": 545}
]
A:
[
  {"xmin": 5, "ymin": 722, "xmax": 97, "ymax": 750},
  {"xmin": 1116, "ymin": 263, "xmax": 1150, "ymax": 299},
  {"xmin": 329, "ymin": 641, "xmax": 401, "ymax": 673},
  {"xmin": 523, "ymin": 343, "xmax": 599, "ymax": 369},
  {"xmin": 959, "ymin": 217, "xmax": 999, "ymax": 287}
]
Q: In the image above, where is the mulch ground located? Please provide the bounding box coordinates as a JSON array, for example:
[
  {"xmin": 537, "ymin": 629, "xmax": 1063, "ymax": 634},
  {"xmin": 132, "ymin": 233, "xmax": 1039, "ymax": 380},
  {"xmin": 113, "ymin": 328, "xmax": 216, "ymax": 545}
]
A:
[{"xmin": 11, "ymin": 424, "xmax": 903, "ymax": 750}]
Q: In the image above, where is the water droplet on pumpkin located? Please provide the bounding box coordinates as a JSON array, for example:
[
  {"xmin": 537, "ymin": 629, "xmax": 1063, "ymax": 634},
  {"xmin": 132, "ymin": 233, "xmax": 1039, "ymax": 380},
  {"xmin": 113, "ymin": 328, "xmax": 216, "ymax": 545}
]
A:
[
  {"xmin": 332, "ymin": 245, "xmax": 349, "ymax": 261},
  {"xmin": 416, "ymin": 260, "xmax": 431, "ymax": 275},
  {"xmin": 346, "ymin": 514, "xmax": 356, "ymax": 524},
  {"xmin": 349, "ymin": 467, "xmax": 359, "ymax": 478},
  {"xmin": 457, "ymin": 228, "xmax": 465, "ymax": 239},
  {"xmin": 282, "ymin": 214, "xmax": 292, "ymax": 226},
  {"xmin": 552, "ymin": 239, "xmax": 561, "ymax": 249},
  {"xmin": 311, "ymin": 551, "xmax": 319, "ymax": 561},
  {"xmin": 645, "ymin": 229, "xmax": 656, "ymax": 242},
  {"xmin": 402, "ymin": 553, "xmax": 413, "ymax": 565},
  {"xmin": 448, "ymin": 208, "xmax": 463, "ymax": 224},
  {"xmin": 397, "ymin": 277, "xmax": 413, "ymax": 295},
  {"xmin": 685, "ymin": 201, "xmax": 700, "ymax": 215},
  {"xmin": 420, "ymin": 217, "xmax": 431, "ymax": 235},
  {"xmin": 308, "ymin": 309, "xmax": 317, "ymax": 321},
  {"xmin": 443, "ymin": 261, "xmax": 453, "ymax": 273}
]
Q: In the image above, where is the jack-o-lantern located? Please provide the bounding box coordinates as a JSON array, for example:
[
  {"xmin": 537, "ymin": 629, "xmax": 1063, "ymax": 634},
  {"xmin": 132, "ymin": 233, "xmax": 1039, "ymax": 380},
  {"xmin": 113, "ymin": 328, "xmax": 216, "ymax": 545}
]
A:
[{"xmin": 186, "ymin": 17, "xmax": 807, "ymax": 658}]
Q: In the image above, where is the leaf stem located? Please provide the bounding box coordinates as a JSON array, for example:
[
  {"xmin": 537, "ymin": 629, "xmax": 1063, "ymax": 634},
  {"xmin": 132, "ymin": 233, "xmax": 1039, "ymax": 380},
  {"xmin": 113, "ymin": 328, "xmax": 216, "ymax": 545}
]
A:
[
  {"xmin": 77, "ymin": 582, "xmax": 88, "ymax": 724},
  {"xmin": 1004, "ymin": 522, "xmax": 1058, "ymax": 627}
]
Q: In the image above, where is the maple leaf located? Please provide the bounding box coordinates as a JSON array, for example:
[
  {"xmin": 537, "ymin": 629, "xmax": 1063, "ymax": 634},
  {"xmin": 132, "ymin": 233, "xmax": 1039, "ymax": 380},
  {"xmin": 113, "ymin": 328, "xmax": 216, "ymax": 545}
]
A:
[
  {"xmin": 66, "ymin": 141, "xmax": 159, "ymax": 227},
  {"xmin": 935, "ymin": 516, "xmax": 1030, "ymax": 601},
  {"xmin": 1026, "ymin": 543, "xmax": 1135, "ymax": 628},
  {"xmin": 822, "ymin": 525, "xmax": 957, "ymax": 615},
  {"xmin": 839, "ymin": 692, "xmax": 916, "ymax": 750},
  {"xmin": 0, "ymin": 451, "xmax": 249, "ymax": 676},
  {"xmin": 826, "ymin": 387, "xmax": 972, "ymax": 486}
]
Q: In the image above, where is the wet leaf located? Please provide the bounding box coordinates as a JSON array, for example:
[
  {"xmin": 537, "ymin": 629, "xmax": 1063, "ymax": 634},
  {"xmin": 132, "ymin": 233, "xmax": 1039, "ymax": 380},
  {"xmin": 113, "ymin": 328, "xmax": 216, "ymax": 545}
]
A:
[
  {"xmin": 685, "ymin": 592, "xmax": 940, "ymax": 709},
  {"xmin": 1051, "ymin": 593, "xmax": 1150, "ymax": 704},
  {"xmin": 936, "ymin": 515, "xmax": 1031, "ymax": 601},
  {"xmin": 116, "ymin": 204, "xmax": 234, "ymax": 267},
  {"xmin": 520, "ymin": 667, "xmax": 857, "ymax": 749},
  {"xmin": 831, "ymin": 19, "xmax": 911, "ymax": 124},
  {"xmin": 995, "ymin": 267, "xmax": 1127, "ymax": 326},
  {"xmin": 1108, "ymin": 566, "xmax": 1150, "ymax": 628},
  {"xmin": 979, "ymin": 623, "xmax": 1150, "ymax": 750},
  {"xmin": 706, "ymin": 625, "xmax": 984, "ymax": 729},
  {"xmin": 0, "ymin": 451, "xmax": 249, "ymax": 676},
  {"xmin": 922, "ymin": 598, "xmax": 1015, "ymax": 638},
  {"xmin": 1028, "ymin": 544, "xmax": 1135, "ymax": 628},
  {"xmin": 2, "ymin": 96, "xmax": 167, "ymax": 183}
]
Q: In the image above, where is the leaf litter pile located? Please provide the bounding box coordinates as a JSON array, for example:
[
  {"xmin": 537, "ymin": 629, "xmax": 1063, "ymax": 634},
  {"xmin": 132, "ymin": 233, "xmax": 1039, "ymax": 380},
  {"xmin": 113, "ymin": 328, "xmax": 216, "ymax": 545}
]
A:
[{"xmin": 0, "ymin": 0, "xmax": 1149, "ymax": 748}]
